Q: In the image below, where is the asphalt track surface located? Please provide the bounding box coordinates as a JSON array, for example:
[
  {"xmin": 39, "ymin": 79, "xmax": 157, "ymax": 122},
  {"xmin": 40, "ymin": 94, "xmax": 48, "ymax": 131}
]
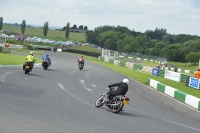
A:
[{"xmin": 0, "ymin": 52, "xmax": 199, "ymax": 133}]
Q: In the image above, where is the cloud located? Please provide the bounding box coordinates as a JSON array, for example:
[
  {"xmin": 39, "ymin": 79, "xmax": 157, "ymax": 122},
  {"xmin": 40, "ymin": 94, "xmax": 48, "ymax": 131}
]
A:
[{"xmin": 0, "ymin": 0, "xmax": 200, "ymax": 35}]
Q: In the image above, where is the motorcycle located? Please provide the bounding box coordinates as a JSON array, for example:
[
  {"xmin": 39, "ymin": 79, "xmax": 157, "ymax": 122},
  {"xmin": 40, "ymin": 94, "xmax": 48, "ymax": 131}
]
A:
[
  {"xmin": 53, "ymin": 48, "xmax": 56, "ymax": 53},
  {"xmin": 42, "ymin": 59, "xmax": 50, "ymax": 70},
  {"xmin": 24, "ymin": 62, "xmax": 32, "ymax": 74},
  {"xmin": 95, "ymin": 87, "xmax": 129, "ymax": 113},
  {"xmin": 78, "ymin": 61, "xmax": 84, "ymax": 70}
]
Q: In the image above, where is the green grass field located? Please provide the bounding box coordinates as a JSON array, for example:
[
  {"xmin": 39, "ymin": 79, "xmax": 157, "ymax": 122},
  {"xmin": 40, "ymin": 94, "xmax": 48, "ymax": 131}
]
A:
[
  {"xmin": 2, "ymin": 25, "xmax": 86, "ymax": 43},
  {"xmin": 12, "ymin": 48, "xmax": 44, "ymax": 56},
  {"xmin": 0, "ymin": 53, "xmax": 42, "ymax": 65}
]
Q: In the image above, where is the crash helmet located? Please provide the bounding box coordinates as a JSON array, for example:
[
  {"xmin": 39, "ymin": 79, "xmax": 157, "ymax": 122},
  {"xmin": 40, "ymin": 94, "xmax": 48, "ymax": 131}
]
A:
[{"xmin": 123, "ymin": 78, "xmax": 129, "ymax": 84}]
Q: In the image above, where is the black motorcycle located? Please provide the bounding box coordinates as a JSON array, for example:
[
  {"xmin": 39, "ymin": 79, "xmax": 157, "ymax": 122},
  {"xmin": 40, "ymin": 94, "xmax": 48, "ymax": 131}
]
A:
[
  {"xmin": 53, "ymin": 48, "xmax": 57, "ymax": 53},
  {"xmin": 95, "ymin": 87, "xmax": 129, "ymax": 113},
  {"xmin": 78, "ymin": 61, "xmax": 84, "ymax": 70},
  {"xmin": 42, "ymin": 59, "xmax": 50, "ymax": 70}
]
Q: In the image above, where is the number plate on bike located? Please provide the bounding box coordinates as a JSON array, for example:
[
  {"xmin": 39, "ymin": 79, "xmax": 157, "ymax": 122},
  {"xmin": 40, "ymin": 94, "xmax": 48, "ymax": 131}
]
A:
[
  {"xmin": 25, "ymin": 66, "xmax": 29, "ymax": 69},
  {"xmin": 123, "ymin": 99, "xmax": 129, "ymax": 105}
]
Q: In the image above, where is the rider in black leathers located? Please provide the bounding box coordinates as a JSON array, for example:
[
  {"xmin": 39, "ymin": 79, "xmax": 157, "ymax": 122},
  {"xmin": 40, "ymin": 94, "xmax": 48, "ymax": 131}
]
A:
[{"xmin": 104, "ymin": 78, "xmax": 129, "ymax": 102}]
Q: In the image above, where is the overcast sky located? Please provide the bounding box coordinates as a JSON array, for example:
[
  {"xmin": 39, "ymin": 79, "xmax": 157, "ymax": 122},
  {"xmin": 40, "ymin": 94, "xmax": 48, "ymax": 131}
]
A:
[{"xmin": 0, "ymin": 0, "xmax": 200, "ymax": 36}]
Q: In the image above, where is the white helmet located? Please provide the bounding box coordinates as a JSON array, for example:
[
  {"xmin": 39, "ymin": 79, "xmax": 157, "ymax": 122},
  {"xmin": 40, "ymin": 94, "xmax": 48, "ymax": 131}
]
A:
[
  {"xmin": 123, "ymin": 78, "xmax": 129, "ymax": 84},
  {"xmin": 30, "ymin": 51, "xmax": 34, "ymax": 55}
]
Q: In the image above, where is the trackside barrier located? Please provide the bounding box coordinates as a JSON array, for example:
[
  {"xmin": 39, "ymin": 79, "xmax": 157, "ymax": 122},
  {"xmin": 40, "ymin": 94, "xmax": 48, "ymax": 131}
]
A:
[
  {"xmin": 119, "ymin": 61, "xmax": 126, "ymax": 67},
  {"xmin": 2, "ymin": 47, "xmax": 11, "ymax": 53},
  {"xmin": 148, "ymin": 78, "xmax": 200, "ymax": 111},
  {"xmin": 109, "ymin": 59, "xmax": 114, "ymax": 64},
  {"xmin": 104, "ymin": 58, "xmax": 109, "ymax": 62},
  {"xmin": 125, "ymin": 62, "xmax": 134, "ymax": 69},
  {"xmin": 133, "ymin": 64, "xmax": 143, "ymax": 71},
  {"xmin": 114, "ymin": 60, "xmax": 119, "ymax": 66},
  {"xmin": 99, "ymin": 58, "xmax": 192, "ymax": 84},
  {"xmin": 163, "ymin": 67, "xmax": 195, "ymax": 75},
  {"xmin": 100, "ymin": 57, "xmax": 104, "ymax": 61},
  {"xmin": 158, "ymin": 69, "xmax": 165, "ymax": 77},
  {"xmin": 123, "ymin": 57, "xmax": 194, "ymax": 74},
  {"xmin": 142, "ymin": 66, "xmax": 154, "ymax": 74},
  {"xmin": 180, "ymin": 74, "xmax": 189, "ymax": 83}
]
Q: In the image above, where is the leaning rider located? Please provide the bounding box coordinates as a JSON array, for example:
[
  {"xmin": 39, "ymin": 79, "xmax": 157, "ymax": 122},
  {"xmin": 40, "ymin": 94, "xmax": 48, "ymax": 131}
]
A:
[
  {"xmin": 78, "ymin": 56, "xmax": 84, "ymax": 67},
  {"xmin": 23, "ymin": 51, "xmax": 36, "ymax": 71},
  {"xmin": 42, "ymin": 54, "xmax": 51, "ymax": 65}
]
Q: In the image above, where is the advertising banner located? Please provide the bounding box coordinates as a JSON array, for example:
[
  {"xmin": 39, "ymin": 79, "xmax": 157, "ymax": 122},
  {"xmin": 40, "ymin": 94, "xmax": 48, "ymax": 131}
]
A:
[
  {"xmin": 164, "ymin": 70, "xmax": 181, "ymax": 82},
  {"xmin": 152, "ymin": 68, "xmax": 159, "ymax": 76},
  {"xmin": 189, "ymin": 77, "xmax": 200, "ymax": 90}
]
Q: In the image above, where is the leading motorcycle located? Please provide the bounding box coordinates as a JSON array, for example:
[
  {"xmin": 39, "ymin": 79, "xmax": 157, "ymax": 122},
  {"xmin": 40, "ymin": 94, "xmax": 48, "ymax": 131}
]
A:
[
  {"xmin": 78, "ymin": 61, "xmax": 84, "ymax": 70},
  {"xmin": 95, "ymin": 87, "xmax": 129, "ymax": 113},
  {"xmin": 24, "ymin": 62, "xmax": 32, "ymax": 74}
]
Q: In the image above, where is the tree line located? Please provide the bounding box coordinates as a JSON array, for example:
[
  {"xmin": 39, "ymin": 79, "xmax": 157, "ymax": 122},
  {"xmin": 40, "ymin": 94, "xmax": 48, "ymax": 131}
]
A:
[
  {"xmin": 58, "ymin": 24, "xmax": 88, "ymax": 31},
  {"xmin": 0, "ymin": 17, "xmax": 70, "ymax": 38},
  {"xmin": 85, "ymin": 25, "xmax": 200, "ymax": 63}
]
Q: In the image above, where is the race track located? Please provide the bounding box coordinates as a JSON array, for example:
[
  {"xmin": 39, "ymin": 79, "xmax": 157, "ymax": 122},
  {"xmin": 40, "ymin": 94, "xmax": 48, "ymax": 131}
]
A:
[{"xmin": 0, "ymin": 51, "xmax": 199, "ymax": 133}]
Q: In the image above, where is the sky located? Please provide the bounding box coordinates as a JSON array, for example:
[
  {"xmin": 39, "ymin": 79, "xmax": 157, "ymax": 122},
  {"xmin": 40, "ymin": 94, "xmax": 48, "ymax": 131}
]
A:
[{"xmin": 0, "ymin": 0, "xmax": 200, "ymax": 36}]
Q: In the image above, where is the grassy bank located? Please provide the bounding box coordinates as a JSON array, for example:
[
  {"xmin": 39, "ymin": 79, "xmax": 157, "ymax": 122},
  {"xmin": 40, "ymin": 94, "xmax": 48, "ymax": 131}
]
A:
[
  {"xmin": 2, "ymin": 25, "xmax": 86, "ymax": 43},
  {"xmin": 0, "ymin": 53, "xmax": 42, "ymax": 65},
  {"xmin": 68, "ymin": 46, "xmax": 101, "ymax": 53}
]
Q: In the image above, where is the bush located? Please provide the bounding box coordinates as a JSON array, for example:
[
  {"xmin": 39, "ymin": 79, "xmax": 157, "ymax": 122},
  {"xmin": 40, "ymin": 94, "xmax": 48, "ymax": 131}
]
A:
[{"xmin": 6, "ymin": 39, "xmax": 17, "ymax": 44}]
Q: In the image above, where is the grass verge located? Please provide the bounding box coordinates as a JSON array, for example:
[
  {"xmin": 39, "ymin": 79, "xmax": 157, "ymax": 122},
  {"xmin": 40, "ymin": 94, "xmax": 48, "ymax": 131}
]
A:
[
  {"xmin": 11, "ymin": 48, "xmax": 43, "ymax": 56},
  {"xmin": 0, "ymin": 53, "xmax": 42, "ymax": 65},
  {"xmin": 68, "ymin": 46, "xmax": 101, "ymax": 53}
]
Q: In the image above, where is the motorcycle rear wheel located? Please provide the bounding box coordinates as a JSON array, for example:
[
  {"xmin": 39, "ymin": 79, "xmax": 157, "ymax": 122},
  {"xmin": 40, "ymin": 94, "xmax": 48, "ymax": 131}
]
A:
[
  {"xmin": 112, "ymin": 101, "xmax": 124, "ymax": 113},
  {"xmin": 25, "ymin": 69, "xmax": 29, "ymax": 74}
]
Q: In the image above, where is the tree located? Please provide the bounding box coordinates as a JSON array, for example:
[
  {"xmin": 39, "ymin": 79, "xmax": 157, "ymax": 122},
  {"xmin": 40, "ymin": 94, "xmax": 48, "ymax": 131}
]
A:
[
  {"xmin": 79, "ymin": 25, "xmax": 83, "ymax": 30},
  {"xmin": 43, "ymin": 21, "xmax": 49, "ymax": 37},
  {"xmin": 150, "ymin": 42, "xmax": 167, "ymax": 56},
  {"xmin": 85, "ymin": 31, "xmax": 97, "ymax": 44},
  {"xmin": 72, "ymin": 24, "xmax": 77, "ymax": 29},
  {"xmin": 84, "ymin": 26, "xmax": 88, "ymax": 30},
  {"xmin": 65, "ymin": 22, "xmax": 70, "ymax": 38},
  {"xmin": 21, "ymin": 20, "xmax": 26, "ymax": 34},
  {"xmin": 0, "ymin": 17, "xmax": 3, "ymax": 30},
  {"xmin": 185, "ymin": 52, "xmax": 200, "ymax": 65},
  {"xmin": 62, "ymin": 26, "xmax": 66, "ymax": 31},
  {"xmin": 163, "ymin": 44, "xmax": 182, "ymax": 61}
]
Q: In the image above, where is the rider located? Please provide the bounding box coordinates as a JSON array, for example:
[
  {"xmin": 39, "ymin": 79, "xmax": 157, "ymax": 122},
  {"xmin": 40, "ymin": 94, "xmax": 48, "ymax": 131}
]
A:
[
  {"xmin": 53, "ymin": 47, "xmax": 57, "ymax": 52},
  {"xmin": 78, "ymin": 56, "xmax": 84, "ymax": 67},
  {"xmin": 23, "ymin": 51, "xmax": 36, "ymax": 71},
  {"xmin": 42, "ymin": 54, "xmax": 51, "ymax": 65},
  {"xmin": 104, "ymin": 78, "xmax": 129, "ymax": 102}
]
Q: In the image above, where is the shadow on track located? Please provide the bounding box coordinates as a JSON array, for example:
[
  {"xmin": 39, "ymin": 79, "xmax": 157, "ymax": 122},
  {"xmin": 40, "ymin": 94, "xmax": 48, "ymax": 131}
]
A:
[
  {"xmin": 25, "ymin": 73, "xmax": 44, "ymax": 77},
  {"xmin": 46, "ymin": 69, "xmax": 56, "ymax": 71},
  {"xmin": 118, "ymin": 111, "xmax": 143, "ymax": 117},
  {"xmin": 80, "ymin": 69, "xmax": 89, "ymax": 71},
  {"xmin": 98, "ymin": 107, "xmax": 143, "ymax": 117}
]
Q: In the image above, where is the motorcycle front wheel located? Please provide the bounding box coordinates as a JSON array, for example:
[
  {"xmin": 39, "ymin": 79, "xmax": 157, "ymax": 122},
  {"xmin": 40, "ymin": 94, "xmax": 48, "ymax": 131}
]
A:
[{"xmin": 95, "ymin": 96, "xmax": 104, "ymax": 108}]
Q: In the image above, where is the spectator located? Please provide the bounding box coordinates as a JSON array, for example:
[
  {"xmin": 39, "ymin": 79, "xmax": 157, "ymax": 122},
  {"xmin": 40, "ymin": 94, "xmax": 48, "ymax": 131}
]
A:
[
  {"xmin": 174, "ymin": 67, "xmax": 178, "ymax": 72},
  {"xmin": 193, "ymin": 69, "xmax": 200, "ymax": 79}
]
